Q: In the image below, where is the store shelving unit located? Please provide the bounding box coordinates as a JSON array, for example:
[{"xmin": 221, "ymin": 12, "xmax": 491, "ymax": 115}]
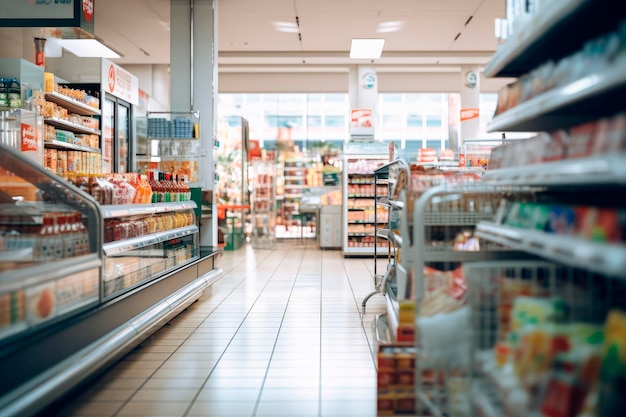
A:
[
  {"xmin": 484, "ymin": 0, "xmax": 622, "ymax": 78},
  {"xmin": 441, "ymin": 3, "xmax": 626, "ymax": 417},
  {"xmin": 250, "ymin": 159, "xmax": 277, "ymax": 249},
  {"xmin": 488, "ymin": 63, "xmax": 626, "ymax": 132},
  {"xmin": 343, "ymin": 154, "xmax": 389, "ymax": 257},
  {"xmin": 42, "ymin": 90, "xmax": 102, "ymax": 174},
  {"xmin": 362, "ymin": 159, "xmax": 409, "ymax": 310},
  {"xmin": 136, "ymin": 111, "xmax": 200, "ymax": 184}
]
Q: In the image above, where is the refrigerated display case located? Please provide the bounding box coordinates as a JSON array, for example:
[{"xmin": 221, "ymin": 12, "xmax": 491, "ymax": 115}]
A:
[
  {"xmin": 0, "ymin": 143, "xmax": 101, "ymax": 346},
  {"xmin": 0, "ymin": 143, "xmax": 223, "ymax": 417}
]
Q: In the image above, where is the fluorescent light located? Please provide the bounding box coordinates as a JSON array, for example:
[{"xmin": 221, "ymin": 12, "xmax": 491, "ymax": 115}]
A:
[
  {"xmin": 377, "ymin": 21, "xmax": 405, "ymax": 33},
  {"xmin": 273, "ymin": 21, "xmax": 299, "ymax": 33},
  {"xmin": 60, "ymin": 39, "xmax": 121, "ymax": 58},
  {"xmin": 350, "ymin": 39, "xmax": 385, "ymax": 59}
]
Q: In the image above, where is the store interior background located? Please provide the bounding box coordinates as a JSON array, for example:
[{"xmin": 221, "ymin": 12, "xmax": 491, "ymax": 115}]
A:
[{"xmin": 0, "ymin": 0, "xmax": 519, "ymax": 243}]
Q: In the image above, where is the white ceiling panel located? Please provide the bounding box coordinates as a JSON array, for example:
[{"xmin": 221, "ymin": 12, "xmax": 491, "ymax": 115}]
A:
[{"xmin": 79, "ymin": 0, "xmax": 504, "ymax": 73}]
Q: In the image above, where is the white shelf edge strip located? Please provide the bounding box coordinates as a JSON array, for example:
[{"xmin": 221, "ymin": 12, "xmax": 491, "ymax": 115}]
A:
[
  {"xmin": 484, "ymin": 0, "xmax": 587, "ymax": 77},
  {"xmin": 483, "ymin": 153, "xmax": 626, "ymax": 186},
  {"xmin": 476, "ymin": 222, "xmax": 626, "ymax": 277},
  {"xmin": 488, "ymin": 63, "xmax": 626, "ymax": 132}
]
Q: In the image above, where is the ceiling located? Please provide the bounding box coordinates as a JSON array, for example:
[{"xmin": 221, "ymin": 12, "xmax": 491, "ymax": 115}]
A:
[{"xmin": 92, "ymin": 0, "xmax": 504, "ymax": 72}]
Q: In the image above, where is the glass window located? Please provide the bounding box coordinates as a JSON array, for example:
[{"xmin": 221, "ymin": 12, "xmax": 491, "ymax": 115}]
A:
[
  {"xmin": 383, "ymin": 94, "xmax": 402, "ymax": 102},
  {"xmin": 426, "ymin": 115, "xmax": 442, "ymax": 127},
  {"xmin": 404, "ymin": 140, "xmax": 422, "ymax": 153},
  {"xmin": 325, "ymin": 115, "xmax": 345, "ymax": 127},
  {"xmin": 325, "ymin": 94, "xmax": 346, "ymax": 102},
  {"xmin": 307, "ymin": 115, "xmax": 322, "ymax": 127},
  {"xmin": 407, "ymin": 113, "xmax": 422, "ymax": 127},
  {"xmin": 426, "ymin": 139, "xmax": 442, "ymax": 149}
]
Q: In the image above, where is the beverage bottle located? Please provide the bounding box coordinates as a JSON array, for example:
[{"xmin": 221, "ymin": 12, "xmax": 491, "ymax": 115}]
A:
[
  {"xmin": 148, "ymin": 171, "xmax": 158, "ymax": 203},
  {"xmin": 33, "ymin": 213, "xmax": 64, "ymax": 260},
  {"xmin": 8, "ymin": 78, "xmax": 21, "ymax": 108},
  {"xmin": 0, "ymin": 78, "xmax": 8, "ymax": 107},
  {"xmin": 74, "ymin": 213, "xmax": 90, "ymax": 255},
  {"xmin": 180, "ymin": 178, "xmax": 190, "ymax": 201},
  {"xmin": 58, "ymin": 213, "xmax": 74, "ymax": 259},
  {"xmin": 162, "ymin": 173, "xmax": 171, "ymax": 203}
]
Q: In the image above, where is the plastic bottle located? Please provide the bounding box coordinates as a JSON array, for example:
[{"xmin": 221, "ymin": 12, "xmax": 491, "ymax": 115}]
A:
[
  {"xmin": 0, "ymin": 78, "xmax": 8, "ymax": 107},
  {"xmin": 8, "ymin": 78, "xmax": 21, "ymax": 108}
]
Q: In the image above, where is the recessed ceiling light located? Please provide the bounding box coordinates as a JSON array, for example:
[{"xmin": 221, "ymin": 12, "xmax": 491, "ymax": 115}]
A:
[
  {"xmin": 273, "ymin": 21, "xmax": 299, "ymax": 33},
  {"xmin": 377, "ymin": 21, "xmax": 405, "ymax": 33},
  {"xmin": 60, "ymin": 39, "xmax": 121, "ymax": 58},
  {"xmin": 350, "ymin": 38, "xmax": 385, "ymax": 59}
]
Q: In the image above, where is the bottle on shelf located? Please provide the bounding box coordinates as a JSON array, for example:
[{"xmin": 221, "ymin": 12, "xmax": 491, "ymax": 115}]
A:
[
  {"xmin": 149, "ymin": 171, "xmax": 161, "ymax": 203},
  {"xmin": 33, "ymin": 213, "xmax": 63, "ymax": 261}
]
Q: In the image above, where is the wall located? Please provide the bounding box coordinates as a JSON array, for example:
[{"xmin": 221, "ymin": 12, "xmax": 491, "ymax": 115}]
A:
[
  {"xmin": 218, "ymin": 71, "xmax": 513, "ymax": 94},
  {"xmin": 122, "ymin": 64, "xmax": 169, "ymax": 112}
]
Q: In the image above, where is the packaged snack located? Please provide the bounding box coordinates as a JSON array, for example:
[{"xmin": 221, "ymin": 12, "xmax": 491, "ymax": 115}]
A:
[
  {"xmin": 566, "ymin": 122, "xmax": 596, "ymax": 159},
  {"xmin": 596, "ymin": 310, "xmax": 626, "ymax": 417},
  {"xmin": 546, "ymin": 205, "xmax": 576, "ymax": 236},
  {"xmin": 576, "ymin": 207, "xmax": 621, "ymax": 243}
]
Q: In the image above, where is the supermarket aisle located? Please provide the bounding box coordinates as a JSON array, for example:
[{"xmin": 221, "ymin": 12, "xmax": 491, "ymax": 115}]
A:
[{"xmin": 52, "ymin": 240, "xmax": 387, "ymax": 417}]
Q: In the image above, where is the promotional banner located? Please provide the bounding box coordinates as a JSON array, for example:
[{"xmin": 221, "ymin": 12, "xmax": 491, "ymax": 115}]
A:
[
  {"xmin": 102, "ymin": 59, "xmax": 139, "ymax": 105},
  {"xmin": 460, "ymin": 108, "xmax": 480, "ymax": 122}
]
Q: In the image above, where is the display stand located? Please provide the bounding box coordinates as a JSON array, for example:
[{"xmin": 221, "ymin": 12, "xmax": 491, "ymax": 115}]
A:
[
  {"xmin": 342, "ymin": 147, "xmax": 389, "ymax": 257},
  {"xmin": 250, "ymin": 159, "xmax": 277, "ymax": 249},
  {"xmin": 136, "ymin": 111, "xmax": 200, "ymax": 184}
]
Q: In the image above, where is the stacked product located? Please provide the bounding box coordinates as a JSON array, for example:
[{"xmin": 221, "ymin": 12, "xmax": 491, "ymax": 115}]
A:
[{"xmin": 494, "ymin": 21, "xmax": 626, "ymax": 117}]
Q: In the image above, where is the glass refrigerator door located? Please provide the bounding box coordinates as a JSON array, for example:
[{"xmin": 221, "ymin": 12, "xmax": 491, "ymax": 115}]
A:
[
  {"xmin": 102, "ymin": 98, "xmax": 114, "ymax": 174},
  {"xmin": 116, "ymin": 102, "xmax": 130, "ymax": 173}
]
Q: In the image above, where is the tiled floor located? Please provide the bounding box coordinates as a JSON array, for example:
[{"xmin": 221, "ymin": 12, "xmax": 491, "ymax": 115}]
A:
[{"xmin": 53, "ymin": 240, "xmax": 388, "ymax": 417}]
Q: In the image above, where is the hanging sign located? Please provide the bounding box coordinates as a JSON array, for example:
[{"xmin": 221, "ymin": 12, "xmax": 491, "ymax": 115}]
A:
[
  {"xmin": 0, "ymin": 0, "xmax": 95, "ymax": 35},
  {"xmin": 460, "ymin": 108, "xmax": 479, "ymax": 122},
  {"xmin": 102, "ymin": 59, "xmax": 139, "ymax": 105}
]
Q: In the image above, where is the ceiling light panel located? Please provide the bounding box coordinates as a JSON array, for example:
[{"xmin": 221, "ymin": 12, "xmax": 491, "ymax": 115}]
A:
[
  {"xmin": 60, "ymin": 39, "xmax": 121, "ymax": 58},
  {"xmin": 350, "ymin": 38, "xmax": 385, "ymax": 59}
]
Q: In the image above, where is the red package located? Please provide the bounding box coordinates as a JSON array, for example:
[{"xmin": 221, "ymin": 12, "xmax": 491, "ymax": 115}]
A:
[{"xmin": 566, "ymin": 122, "xmax": 596, "ymax": 159}]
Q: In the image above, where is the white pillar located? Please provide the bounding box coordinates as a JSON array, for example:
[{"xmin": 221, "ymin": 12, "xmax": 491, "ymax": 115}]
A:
[
  {"xmin": 459, "ymin": 66, "xmax": 480, "ymax": 149},
  {"xmin": 348, "ymin": 65, "xmax": 379, "ymax": 138},
  {"xmin": 171, "ymin": 0, "xmax": 218, "ymax": 246}
]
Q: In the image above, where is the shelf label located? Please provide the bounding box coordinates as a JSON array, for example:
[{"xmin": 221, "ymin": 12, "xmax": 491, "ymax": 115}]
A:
[{"xmin": 21, "ymin": 123, "xmax": 38, "ymax": 152}]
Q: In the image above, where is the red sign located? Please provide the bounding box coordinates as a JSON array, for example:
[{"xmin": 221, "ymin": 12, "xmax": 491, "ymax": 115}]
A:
[
  {"xmin": 350, "ymin": 109, "xmax": 372, "ymax": 128},
  {"xmin": 83, "ymin": 0, "xmax": 94, "ymax": 22},
  {"xmin": 21, "ymin": 123, "xmax": 37, "ymax": 152},
  {"xmin": 460, "ymin": 108, "xmax": 479, "ymax": 122},
  {"xmin": 107, "ymin": 64, "xmax": 116, "ymax": 93}
]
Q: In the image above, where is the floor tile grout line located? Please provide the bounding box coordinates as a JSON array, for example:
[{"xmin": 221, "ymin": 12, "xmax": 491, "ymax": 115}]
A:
[
  {"xmin": 318, "ymin": 248, "xmax": 325, "ymax": 417},
  {"xmin": 251, "ymin": 245, "xmax": 309, "ymax": 417},
  {"xmin": 340, "ymin": 255, "xmax": 379, "ymax": 367},
  {"xmin": 105, "ymin": 247, "xmax": 278, "ymax": 417},
  {"xmin": 179, "ymin": 247, "xmax": 299, "ymax": 417}
]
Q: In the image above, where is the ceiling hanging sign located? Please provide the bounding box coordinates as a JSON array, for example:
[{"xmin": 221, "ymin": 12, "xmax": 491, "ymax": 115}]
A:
[
  {"xmin": 102, "ymin": 59, "xmax": 139, "ymax": 105},
  {"xmin": 0, "ymin": 0, "xmax": 95, "ymax": 36}
]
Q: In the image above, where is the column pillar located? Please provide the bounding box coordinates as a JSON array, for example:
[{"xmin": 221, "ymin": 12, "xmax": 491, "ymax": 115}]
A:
[
  {"xmin": 348, "ymin": 65, "xmax": 379, "ymax": 138},
  {"xmin": 459, "ymin": 66, "xmax": 480, "ymax": 149},
  {"xmin": 171, "ymin": 0, "xmax": 218, "ymax": 246}
]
